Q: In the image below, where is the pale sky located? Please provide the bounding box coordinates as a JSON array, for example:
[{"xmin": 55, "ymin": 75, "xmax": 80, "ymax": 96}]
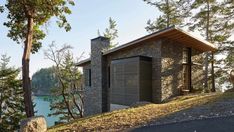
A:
[
  {"xmin": 0, "ymin": 0, "xmax": 161, "ymax": 76},
  {"xmin": 0, "ymin": 0, "xmax": 208, "ymax": 77}
]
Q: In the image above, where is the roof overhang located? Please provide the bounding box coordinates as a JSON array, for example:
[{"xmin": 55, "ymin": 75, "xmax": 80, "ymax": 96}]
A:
[
  {"xmin": 103, "ymin": 26, "xmax": 217, "ymax": 55},
  {"xmin": 76, "ymin": 26, "xmax": 217, "ymax": 67},
  {"xmin": 76, "ymin": 58, "xmax": 91, "ymax": 66}
]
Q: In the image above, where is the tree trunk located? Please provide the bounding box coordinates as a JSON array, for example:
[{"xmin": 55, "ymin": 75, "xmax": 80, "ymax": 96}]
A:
[
  {"xmin": 211, "ymin": 52, "xmax": 215, "ymax": 92},
  {"xmin": 57, "ymin": 75, "xmax": 75, "ymax": 119},
  {"xmin": 204, "ymin": 0, "xmax": 210, "ymax": 91},
  {"xmin": 166, "ymin": 0, "xmax": 170, "ymax": 27},
  {"xmin": 72, "ymin": 94, "xmax": 83, "ymax": 118},
  {"xmin": 204, "ymin": 53, "xmax": 209, "ymax": 90},
  {"xmin": 22, "ymin": 16, "xmax": 34, "ymax": 117}
]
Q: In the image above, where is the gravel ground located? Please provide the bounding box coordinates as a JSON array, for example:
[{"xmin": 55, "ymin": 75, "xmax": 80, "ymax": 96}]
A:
[{"xmin": 147, "ymin": 98, "xmax": 234, "ymax": 126}]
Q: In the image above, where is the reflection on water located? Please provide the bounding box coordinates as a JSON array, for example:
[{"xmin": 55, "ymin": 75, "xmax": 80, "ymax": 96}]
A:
[{"xmin": 34, "ymin": 96, "xmax": 60, "ymax": 127}]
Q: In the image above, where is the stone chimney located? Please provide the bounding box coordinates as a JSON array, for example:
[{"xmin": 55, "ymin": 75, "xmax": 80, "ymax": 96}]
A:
[{"xmin": 84, "ymin": 36, "xmax": 110, "ymax": 116}]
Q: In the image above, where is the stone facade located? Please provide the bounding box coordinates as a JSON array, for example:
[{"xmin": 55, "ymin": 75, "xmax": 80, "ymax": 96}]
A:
[
  {"xmin": 82, "ymin": 37, "xmax": 205, "ymax": 116},
  {"xmin": 83, "ymin": 37, "xmax": 110, "ymax": 116},
  {"xmin": 161, "ymin": 39, "xmax": 183, "ymax": 101}
]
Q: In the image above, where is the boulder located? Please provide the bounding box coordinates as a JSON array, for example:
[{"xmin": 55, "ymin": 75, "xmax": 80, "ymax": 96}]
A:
[{"xmin": 20, "ymin": 116, "xmax": 47, "ymax": 132}]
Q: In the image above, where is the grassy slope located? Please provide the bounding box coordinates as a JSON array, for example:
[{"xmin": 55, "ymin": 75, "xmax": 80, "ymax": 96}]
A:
[{"xmin": 48, "ymin": 92, "xmax": 234, "ymax": 132}]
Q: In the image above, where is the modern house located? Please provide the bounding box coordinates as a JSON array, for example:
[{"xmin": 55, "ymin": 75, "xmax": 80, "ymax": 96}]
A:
[{"xmin": 76, "ymin": 26, "xmax": 217, "ymax": 116}]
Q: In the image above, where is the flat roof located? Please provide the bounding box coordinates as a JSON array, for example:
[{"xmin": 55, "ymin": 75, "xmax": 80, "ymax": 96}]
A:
[{"xmin": 76, "ymin": 26, "xmax": 217, "ymax": 66}]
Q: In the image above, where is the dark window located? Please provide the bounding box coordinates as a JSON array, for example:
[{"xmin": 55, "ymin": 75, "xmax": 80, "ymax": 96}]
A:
[
  {"xmin": 89, "ymin": 69, "xmax": 91, "ymax": 86},
  {"xmin": 108, "ymin": 66, "xmax": 110, "ymax": 88}
]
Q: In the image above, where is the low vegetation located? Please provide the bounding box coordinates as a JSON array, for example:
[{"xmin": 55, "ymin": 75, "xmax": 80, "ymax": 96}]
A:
[{"xmin": 48, "ymin": 91, "xmax": 234, "ymax": 132}]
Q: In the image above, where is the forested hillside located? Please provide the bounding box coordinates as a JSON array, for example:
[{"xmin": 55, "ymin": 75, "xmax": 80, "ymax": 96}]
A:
[{"xmin": 32, "ymin": 67, "xmax": 58, "ymax": 96}]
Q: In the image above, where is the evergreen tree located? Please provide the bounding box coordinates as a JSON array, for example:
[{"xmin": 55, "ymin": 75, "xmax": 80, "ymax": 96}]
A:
[
  {"xmin": 3, "ymin": 0, "xmax": 74, "ymax": 117},
  {"xmin": 189, "ymin": 0, "xmax": 218, "ymax": 92},
  {"xmin": 0, "ymin": 5, "xmax": 3, "ymax": 12},
  {"xmin": 215, "ymin": 0, "xmax": 234, "ymax": 89},
  {"xmin": 99, "ymin": 17, "xmax": 118, "ymax": 48},
  {"xmin": 0, "ymin": 54, "xmax": 25, "ymax": 131},
  {"xmin": 45, "ymin": 43, "xmax": 83, "ymax": 123},
  {"xmin": 189, "ymin": 0, "xmax": 234, "ymax": 91},
  {"xmin": 143, "ymin": 0, "xmax": 191, "ymax": 32}
]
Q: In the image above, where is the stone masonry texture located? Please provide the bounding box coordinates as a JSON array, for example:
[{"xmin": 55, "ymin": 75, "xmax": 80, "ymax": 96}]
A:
[
  {"xmin": 83, "ymin": 37, "xmax": 110, "ymax": 116},
  {"xmin": 82, "ymin": 37, "xmax": 205, "ymax": 116}
]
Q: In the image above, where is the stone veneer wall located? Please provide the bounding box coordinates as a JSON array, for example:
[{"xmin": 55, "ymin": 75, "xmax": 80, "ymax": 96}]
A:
[
  {"xmin": 160, "ymin": 39, "xmax": 205, "ymax": 101},
  {"xmin": 83, "ymin": 37, "xmax": 110, "ymax": 116},
  {"xmin": 161, "ymin": 39, "xmax": 183, "ymax": 101},
  {"xmin": 82, "ymin": 63, "xmax": 92, "ymax": 116},
  {"xmin": 107, "ymin": 39, "xmax": 197, "ymax": 103},
  {"xmin": 106, "ymin": 40, "xmax": 162, "ymax": 103},
  {"xmin": 82, "ymin": 37, "xmax": 205, "ymax": 116}
]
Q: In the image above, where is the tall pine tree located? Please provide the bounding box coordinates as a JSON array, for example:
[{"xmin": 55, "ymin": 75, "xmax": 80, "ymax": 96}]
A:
[
  {"xmin": 143, "ymin": 0, "xmax": 191, "ymax": 32},
  {"xmin": 189, "ymin": 0, "xmax": 234, "ymax": 91},
  {"xmin": 98, "ymin": 17, "xmax": 118, "ymax": 48},
  {"xmin": 215, "ymin": 0, "xmax": 234, "ymax": 89},
  {"xmin": 3, "ymin": 0, "xmax": 74, "ymax": 117},
  {"xmin": 0, "ymin": 55, "xmax": 25, "ymax": 131}
]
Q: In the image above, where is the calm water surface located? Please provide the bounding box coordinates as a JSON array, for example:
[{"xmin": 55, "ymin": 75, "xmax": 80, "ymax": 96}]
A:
[{"xmin": 34, "ymin": 96, "xmax": 60, "ymax": 127}]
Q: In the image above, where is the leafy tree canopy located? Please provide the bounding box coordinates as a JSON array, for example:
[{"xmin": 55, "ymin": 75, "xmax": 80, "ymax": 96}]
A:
[
  {"xmin": 3, "ymin": 0, "xmax": 75, "ymax": 117},
  {"xmin": 4, "ymin": 0, "xmax": 74, "ymax": 53}
]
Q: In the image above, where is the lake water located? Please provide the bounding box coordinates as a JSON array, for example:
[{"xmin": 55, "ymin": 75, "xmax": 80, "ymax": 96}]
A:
[{"xmin": 34, "ymin": 96, "xmax": 60, "ymax": 127}]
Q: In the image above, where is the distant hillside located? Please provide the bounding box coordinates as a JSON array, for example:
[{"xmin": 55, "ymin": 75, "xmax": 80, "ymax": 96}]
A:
[{"xmin": 32, "ymin": 67, "xmax": 58, "ymax": 96}]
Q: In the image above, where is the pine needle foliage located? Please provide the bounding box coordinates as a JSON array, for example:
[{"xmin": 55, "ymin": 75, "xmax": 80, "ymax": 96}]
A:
[
  {"xmin": 0, "ymin": 54, "xmax": 26, "ymax": 131},
  {"xmin": 45, "ymin": 43, "xmax": 83, "ymax": 123},
  {"xmin": 143, "ymin": 0, "xmax": 191, "ymax": 32}
]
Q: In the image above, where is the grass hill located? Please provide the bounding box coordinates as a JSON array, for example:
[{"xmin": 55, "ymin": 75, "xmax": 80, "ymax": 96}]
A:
[{"xmin": 48, "ymin": 91, "xmax": 234, "ymax": 131}]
